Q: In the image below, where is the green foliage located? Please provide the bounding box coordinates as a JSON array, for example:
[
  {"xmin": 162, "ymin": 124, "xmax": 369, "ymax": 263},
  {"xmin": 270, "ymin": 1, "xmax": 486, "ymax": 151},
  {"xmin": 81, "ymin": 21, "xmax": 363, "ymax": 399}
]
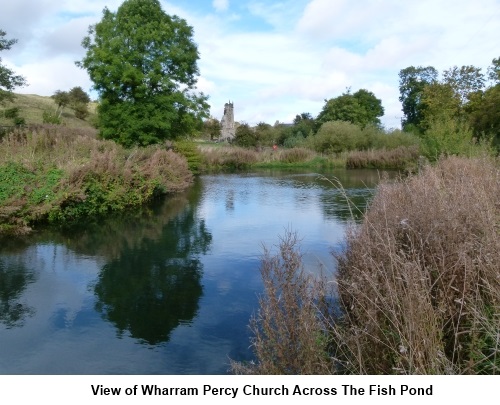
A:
[
  {"xmin": 0, "ymin": 162, "xmax": 34, "ymax": 204},
  {"xmin": 398, "ymin": 66, "xmax": 438, "ymax": 131},
  {"xmin": 203, "ymin": 118, "xmax": 221, "ymax": 140},
  {"xmin": 3, "ymin": 106, "xmax": 24, "ymax": 126},
  {"xmin": 4, "ymin": 107, "xmax": 20, "ymax": 119},
  {"xmin": 420, "ymin": 82, "xmax": 461, "ymax": 129},
  {"xmin": 420, "ymin": 117, "xmax": 493, "ymax": 161},
  {"xmin": 0, "ymin": 30, "xmax": 26, "ymax": 105},
  {"xmin": 309, "ymin": 121, "xmax": 361, "ymax": 153},
  {"xmin": 12, "ymin": 116, "xmax": 25, "ymax": 126},
  {"xmin": 0, "ymin": 126, "xmax": 193, "ymax": 234},
  {"xmin": 233, "ymin": 123, "xmax": 257, "ymax": 148},
  {"xmin": 316, "ymin": 89, "xmax": 384, "ymax": 129},
  {"xmin": 253, "ymin": 122, "xmax": 279, "ymax": 146},
  {"xmin": 0, "ymin": 163, "xmax": 64, "ymax": 228},
  {"xmin": 173, "ymin": 140, "xmax": 202, "ymax": 174},
  {"xmin": 52, "ymin": 87, "xmax": 91, "ymax": 121},
  {"xmin": 467, "ymin": 84, "xmax": 500, "ymax": 148},
  {"xmin": 443, "ymin": 65, "xmax": 485, "ymax": 105},
  {"xmin": 283, "ymin": 132, "xmax": 305, "ymax": 148},
  {"xmin": 29, "ymin": 168, "xmax": 63, "ymax": 204},
  {"xmin": 487, "ymin": 56, "xmax": 500, "ymax": 84},
  {"xmin": 51, "ymin": 90, "xmax": 70, "ymax": 109},
  {"xmin": 308, "ymin": 120, "xmax": 420, "ymax": 155},
  {"xmin": 50, "ymin": 174, "xmax": 132, "ymax": 222},
  {"xmin": 72, "ymin": 102, "xmax": 89, "ymax": 120},
  {"xmin": 42, "ymin": 110, "xmax": 62, "ymax": 125},
  {"xmin": 77, "ymin": 0, "xmax": 209, "ymax": 146},
  {"xmin": 68, "ymin": 86, "xmax": 90, "ymax": 105},
  {"xmin": 292, "ymin": 113, "xmax": 315, "ymax": 137}
]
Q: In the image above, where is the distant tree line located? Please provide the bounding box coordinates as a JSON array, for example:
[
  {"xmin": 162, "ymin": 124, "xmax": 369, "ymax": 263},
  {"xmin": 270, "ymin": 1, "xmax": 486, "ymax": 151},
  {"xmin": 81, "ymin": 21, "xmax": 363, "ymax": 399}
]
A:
[{"xmin": 399, "ymin": 58, "xmax": 500, "ymax": 152}]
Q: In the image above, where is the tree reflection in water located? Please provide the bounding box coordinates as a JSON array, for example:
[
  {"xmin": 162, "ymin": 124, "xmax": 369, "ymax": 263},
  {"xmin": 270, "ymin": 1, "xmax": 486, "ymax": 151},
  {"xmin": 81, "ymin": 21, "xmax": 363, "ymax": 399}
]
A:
[
  {"xmin": 0, "ymin": 258, "xmax": 36, "ymax": 328},
  {"xmin": 93, "ymin": 181, "xmax": 212, "ymax": 345}
]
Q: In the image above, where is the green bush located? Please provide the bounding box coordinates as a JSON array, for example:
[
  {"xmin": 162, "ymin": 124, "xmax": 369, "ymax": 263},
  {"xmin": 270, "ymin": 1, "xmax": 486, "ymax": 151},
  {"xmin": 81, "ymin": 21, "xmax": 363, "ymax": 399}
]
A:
[
  {"xmin": 421, "ymin": 117, "xmax": 495, "ymax": 161},
  {"xmin": 173, "ymin": 140, "xmax": 203, "ymax": 174},
  {"xmin": 308, "ymin": 121, "xmax": 362, "ymax": 153},
  {"xmin": 0, "ymin": 126, "xmax": 193, "ymax": 234},
  {"xmin": 283, "ymin": 133, "xmax": 305, "ymax": 149},
  {"xmin": 4, "ymin": 107, "xmax": 20, "ymax": 119},
  {"xmin": 42, "ymin": 111, "xmax": 62, "ymax": 125}
]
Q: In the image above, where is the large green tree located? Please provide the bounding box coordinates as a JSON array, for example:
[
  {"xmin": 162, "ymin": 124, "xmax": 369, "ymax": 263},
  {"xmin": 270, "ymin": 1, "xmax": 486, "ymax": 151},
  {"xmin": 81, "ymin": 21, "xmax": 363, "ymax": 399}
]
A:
[
  {"xmin": 398, "ymin": 66, "xmax": 438, "ymax": 131},
  {"xmin": 0, "ymin": 30, "xmax": 26, "ymax": 104},
  {"xmin": 316, "ymin": 89, "xmax": 384, "ymax": 129},
  {"xmin": 77, "ymin": 0, "xmax": 209, "ymax": 146},
  {"xmin": 442, "ymin": 65, "xmax": 484, "ymax": 105}
]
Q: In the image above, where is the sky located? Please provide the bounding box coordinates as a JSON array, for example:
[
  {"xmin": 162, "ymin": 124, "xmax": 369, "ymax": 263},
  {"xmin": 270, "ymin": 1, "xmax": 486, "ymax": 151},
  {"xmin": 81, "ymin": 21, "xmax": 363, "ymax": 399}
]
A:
[{"xmin": 1, "ymin": 0, "xmax": 499, "ymax": 129}]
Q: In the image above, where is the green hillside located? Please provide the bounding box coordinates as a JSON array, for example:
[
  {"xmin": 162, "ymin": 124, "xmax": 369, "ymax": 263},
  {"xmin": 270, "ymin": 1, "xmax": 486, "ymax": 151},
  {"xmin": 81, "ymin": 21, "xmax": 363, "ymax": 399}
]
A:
[{"xmin": 0, "ymin": 93, "xmax": 97, "ymax": 129}]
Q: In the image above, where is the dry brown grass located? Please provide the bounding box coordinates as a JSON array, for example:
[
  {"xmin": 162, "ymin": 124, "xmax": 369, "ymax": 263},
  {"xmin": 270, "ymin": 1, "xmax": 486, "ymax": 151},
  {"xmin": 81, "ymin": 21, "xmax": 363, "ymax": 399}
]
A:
[
  {"xmin": 0, "ymin": 125, "xmax": 192, "ymax": 234},
  {"xmin": 234, "ymin": 156, "xmax": 500, "ymax": 374},
  {"xmin": 345, "ymin": 145, "xmax": 420, "ymax": 170},
  {"xmin": 200, "ymin": 145, "xmax": 259, "ymax": 170},
  {"xmin": 335, "ymin": 156, "xmax": 500, "ymax": 374},
  {"xmin": 231, "ymin": 230, "xmax": 334, "ymax": 375},
  {"xmin": 199, "ymin": 145, "xmax": 317, "ymax": 170}
]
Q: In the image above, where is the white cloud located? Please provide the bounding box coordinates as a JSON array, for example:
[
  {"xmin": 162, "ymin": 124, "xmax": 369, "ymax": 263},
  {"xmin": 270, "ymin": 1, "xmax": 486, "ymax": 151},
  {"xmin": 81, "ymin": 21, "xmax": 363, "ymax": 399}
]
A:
[
  {"xmin": 212, "ymin": 0, "xmax": 229, "ymax": 13},
  {"xmin": 2, "ymin": 0, "xmax": 500, "ymax": 129},
  {"xmin": 16, "ymin": 57, "xmax": 93, "ymax": 96}
]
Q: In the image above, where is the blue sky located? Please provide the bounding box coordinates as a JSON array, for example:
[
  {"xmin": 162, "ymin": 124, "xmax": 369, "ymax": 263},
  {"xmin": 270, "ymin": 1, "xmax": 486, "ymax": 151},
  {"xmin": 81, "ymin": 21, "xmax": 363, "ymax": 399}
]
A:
[{"xmin": 1, "ymin": 0, "xmax": 499, "ymax": 129}]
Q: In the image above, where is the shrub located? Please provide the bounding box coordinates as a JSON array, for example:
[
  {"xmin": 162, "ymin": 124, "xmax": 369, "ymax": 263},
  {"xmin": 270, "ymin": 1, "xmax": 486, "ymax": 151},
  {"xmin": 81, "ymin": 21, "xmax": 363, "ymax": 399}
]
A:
[
  {"xmin": 0, "ymin": 125, "xmax": 192, "ymax": 234},
  {"xmin": 235, "ymin": 156, "xmax": 500, "ymax": 375},
  {"xmin": 4, "ymin": 107, "xmax": 20, "ymax": 119},
  {"xmin": 42, "ymin": 111, "xmax": 62, "ymax": 125},
  {"xmin": 308, "ymin": 121, "xmax": 362, "ymax": 153},
  {"xmin": 421, "ymin": 117, "xmax": 495, "ymax": 161},
  {"xmin": 231, "ymin": 230, "xmax": 333, "ymax": 375},
  {"xmin": 345, "ymin": 145, "xmax": 420, "ymax": 170},
  {"xmin": 173, "ymin": 140, "xmax": 203, "ymax": 174},
  {"xmin": 278, "ymin": 147, "xmax": 314, "ymax": 164},
  {"xmin": 283, "ymin": 132, "xmax": 306, "ymax": 149}
]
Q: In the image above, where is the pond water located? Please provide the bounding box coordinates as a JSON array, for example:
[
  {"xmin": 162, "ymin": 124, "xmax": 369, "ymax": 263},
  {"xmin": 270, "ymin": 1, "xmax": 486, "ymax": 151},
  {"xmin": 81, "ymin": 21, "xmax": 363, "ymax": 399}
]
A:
[{"xmin": 0, "ymin": 169, "xmax": 383, "ymax": 374}]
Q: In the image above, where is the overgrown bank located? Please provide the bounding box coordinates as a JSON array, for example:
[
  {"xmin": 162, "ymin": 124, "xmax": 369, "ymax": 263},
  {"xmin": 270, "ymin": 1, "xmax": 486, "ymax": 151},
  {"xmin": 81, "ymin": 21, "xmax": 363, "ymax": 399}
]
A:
[
  {"xmin": 197, "ymin": 143, "xmax": 421, "ymax": 172},
  {"xmin": 0, "ymin": 125, "xmax": 193, "ymax": 235},
  {"xmin": 233, "ymin": 156, "xmax": 500, "ymax": 375}
]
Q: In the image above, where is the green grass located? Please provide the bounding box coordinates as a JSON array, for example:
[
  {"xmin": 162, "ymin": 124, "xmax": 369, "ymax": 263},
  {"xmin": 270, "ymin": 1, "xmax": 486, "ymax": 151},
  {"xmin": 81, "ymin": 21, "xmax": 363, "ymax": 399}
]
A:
[
  {"xmin": 0, "ymin": 93, "xmax": 97, "ymax": 129},
  {"xmin": 0, "ymin": 125, "xmax": 193, "ymax": 235}
]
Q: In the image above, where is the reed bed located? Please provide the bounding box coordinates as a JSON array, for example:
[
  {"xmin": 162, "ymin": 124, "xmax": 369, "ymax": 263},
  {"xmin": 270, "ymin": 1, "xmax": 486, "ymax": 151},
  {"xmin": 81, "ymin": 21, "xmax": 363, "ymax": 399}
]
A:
[{"xmin": 233, "ymin": 156, "xmax": 500, "ymax": 374}]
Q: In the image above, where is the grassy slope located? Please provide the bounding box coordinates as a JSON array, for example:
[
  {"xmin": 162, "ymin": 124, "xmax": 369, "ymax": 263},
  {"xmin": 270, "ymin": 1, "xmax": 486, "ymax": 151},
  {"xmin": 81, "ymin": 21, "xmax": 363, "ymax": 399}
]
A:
[{"xmin": 0, "ymin": 93, "xmax": 97, "ymax": 129}]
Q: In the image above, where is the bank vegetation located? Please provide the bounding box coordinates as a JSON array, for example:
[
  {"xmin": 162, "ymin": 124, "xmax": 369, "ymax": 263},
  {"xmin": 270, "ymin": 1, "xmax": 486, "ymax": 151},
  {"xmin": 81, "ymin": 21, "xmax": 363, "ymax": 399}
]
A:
[
  {"xmin": 0, "ymin": 125, "xmax": 193, "ymax": 235},
  {"xmin": 232, "ymin": 156, "xmax": 500, "ymax": 375}
]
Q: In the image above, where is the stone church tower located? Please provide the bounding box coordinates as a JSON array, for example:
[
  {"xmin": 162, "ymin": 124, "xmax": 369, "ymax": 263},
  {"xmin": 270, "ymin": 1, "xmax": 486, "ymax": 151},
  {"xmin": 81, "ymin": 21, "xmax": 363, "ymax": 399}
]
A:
[{"xmin": 220, "ymin": 101, "xmax": 235, "ymax": 142}]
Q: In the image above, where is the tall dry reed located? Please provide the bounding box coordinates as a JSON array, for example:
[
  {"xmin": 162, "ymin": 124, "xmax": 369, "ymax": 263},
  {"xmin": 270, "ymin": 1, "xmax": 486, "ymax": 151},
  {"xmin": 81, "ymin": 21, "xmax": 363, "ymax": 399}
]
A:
[
  {"xmin": 335, "ymin": 156, "xmax": 500, "ymax": 374},
  {"xmin": 233, "ymin": 156, "xmax": 500, "ymax": 374},
  {"xmin": 231, "ymin": 229, "xmax": 334, "ymax": 375}
]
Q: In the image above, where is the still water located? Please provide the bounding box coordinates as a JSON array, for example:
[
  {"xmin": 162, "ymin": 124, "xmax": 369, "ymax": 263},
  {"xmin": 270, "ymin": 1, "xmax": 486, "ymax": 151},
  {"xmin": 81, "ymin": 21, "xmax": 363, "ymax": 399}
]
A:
[{"xmin": 0, "ymin": 169, "xmax": 382, "ymax": 374}]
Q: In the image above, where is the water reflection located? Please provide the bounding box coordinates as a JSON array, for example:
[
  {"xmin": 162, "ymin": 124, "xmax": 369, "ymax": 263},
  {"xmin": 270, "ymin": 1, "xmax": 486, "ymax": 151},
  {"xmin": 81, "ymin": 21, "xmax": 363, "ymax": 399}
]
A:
[
  {"xmin": 0, "ymin": 169, "xmax": 385, "ymax": 374},
  {"xmin": 0, "ymin": 258, "xmax": 36, "ymax": 328},
  {"xmin": 94, "ymin": 188, "xmax": 212, "ymax": 345}
]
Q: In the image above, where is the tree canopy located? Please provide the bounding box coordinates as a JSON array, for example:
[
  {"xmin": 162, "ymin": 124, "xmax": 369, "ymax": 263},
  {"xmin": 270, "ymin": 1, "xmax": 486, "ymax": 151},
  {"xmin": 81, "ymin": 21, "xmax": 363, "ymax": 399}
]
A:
[
  {"xmin": 398, "ymin": 66, "xmax": 438, "ymax": 131},
  {"xmin": 0, "ymin": 30, "xmax": 26, "ymax": 104},
  {"xmin": 400, "ymin": 58, "xmax": 500, "ymax": 153},
  {"xmin": 52, "ymin": 86, "xmax": 91, "ymax": 120},
  {"xmin": 316, "ymin": 89, "xmax": 384, "ymax": 129},
  {"xmin": 77, "ymin": 0, "xmax": 209, "ymax": 146}
]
